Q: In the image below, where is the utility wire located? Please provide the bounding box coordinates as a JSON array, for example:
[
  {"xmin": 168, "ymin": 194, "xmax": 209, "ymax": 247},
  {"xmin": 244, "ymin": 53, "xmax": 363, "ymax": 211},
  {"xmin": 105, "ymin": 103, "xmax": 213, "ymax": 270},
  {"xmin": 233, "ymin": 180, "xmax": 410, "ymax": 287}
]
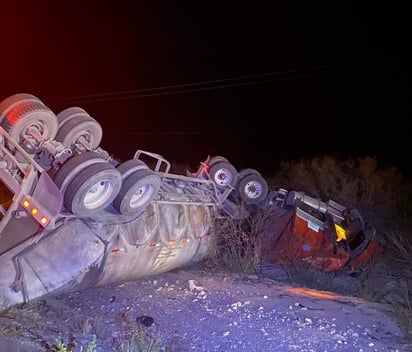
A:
[
  {"xmin": 56, "ymin": 60, "xmax": 365, "ymax": 104},
  {"xmin": 55, "ymin": 54, "xmax": 411, "ymax": 105}
]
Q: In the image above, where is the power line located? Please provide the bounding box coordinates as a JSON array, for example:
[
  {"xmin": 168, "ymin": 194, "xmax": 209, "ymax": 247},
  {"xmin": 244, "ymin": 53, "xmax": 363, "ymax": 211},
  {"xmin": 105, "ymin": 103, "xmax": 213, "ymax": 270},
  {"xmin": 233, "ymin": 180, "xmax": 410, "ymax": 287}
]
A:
[
  {"xmin": 55, "ymin": 60, "xmax": 364, "ymax": 104},
  {"xmin": 54, "ymin": 54, "xmax": 411, "ymax": 105}
]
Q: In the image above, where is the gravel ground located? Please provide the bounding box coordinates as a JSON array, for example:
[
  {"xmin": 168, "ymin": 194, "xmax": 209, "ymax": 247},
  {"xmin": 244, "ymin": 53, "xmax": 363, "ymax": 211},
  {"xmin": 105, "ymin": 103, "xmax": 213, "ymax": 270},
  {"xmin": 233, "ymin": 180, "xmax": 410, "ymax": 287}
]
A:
[{"xmin": 0, "ymin": 265, "xmax": 409, "ymax": 352}]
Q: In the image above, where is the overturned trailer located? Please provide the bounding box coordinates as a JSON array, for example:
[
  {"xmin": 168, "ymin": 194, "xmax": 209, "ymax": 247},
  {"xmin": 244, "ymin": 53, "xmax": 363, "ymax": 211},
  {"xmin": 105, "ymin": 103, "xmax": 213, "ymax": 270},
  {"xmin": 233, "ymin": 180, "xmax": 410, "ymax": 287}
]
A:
[
  {"xmin": 0, "ymin": 93, "xmax": 380, "ymax": 311},
  {"xmin": 0, "ymin": 93, "xmax": 271, "ymax": 310}
]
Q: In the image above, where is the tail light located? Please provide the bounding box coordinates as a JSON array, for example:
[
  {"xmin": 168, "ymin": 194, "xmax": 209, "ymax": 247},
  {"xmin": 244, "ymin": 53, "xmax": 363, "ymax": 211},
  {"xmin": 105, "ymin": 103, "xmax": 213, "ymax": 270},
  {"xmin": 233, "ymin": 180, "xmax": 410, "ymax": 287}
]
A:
[{"xmin": 21, "ymin": 196, "xmax": 50, "ymax": 227}]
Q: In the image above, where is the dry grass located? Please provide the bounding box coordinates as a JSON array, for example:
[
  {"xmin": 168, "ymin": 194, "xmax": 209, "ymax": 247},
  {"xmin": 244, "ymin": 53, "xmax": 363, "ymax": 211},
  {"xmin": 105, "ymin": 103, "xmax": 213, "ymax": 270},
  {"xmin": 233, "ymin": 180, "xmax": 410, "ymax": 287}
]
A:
[
  {"xmin": 41, "ymin": 336, "xmax": 96, "ymax": 352},
  {"xmin": 0, "ymin": 325, "xmax": 23, "ymax": 337},
  {"xmin": 380, "ymin": 227, "xmax": 412, "ymax": 342},
  {"xmin": 113, "ymin": 325, "xmax": 164, "ymax": 352},
  {"xmin": 385, "ymin": 229, "xmax": 412, "ymax": 267},
  {"xmin": 207, "ymin": 207, "xmax": 273, "ymax": 274}
]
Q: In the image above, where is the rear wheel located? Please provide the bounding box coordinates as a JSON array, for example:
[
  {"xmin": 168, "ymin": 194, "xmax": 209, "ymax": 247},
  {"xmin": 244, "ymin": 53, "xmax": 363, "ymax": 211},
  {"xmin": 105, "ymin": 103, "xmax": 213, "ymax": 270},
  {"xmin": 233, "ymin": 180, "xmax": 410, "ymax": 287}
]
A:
[
  {"xmin": 56, "ymin": 107, "xmax": 86, "ymax": 127},
  {"xmin": 55, "ymin": 108, "xmax": 103, "ymax": 150},
  {"xmin": 208, "ymin": 155, "xmax": 229, "ymax": 166},
  {"xmin": 0, "ymin": 93, "xmax": 58, "ymax": 151},
  {"xmin": 64, "ymin": 162, "xmax": 122, "ymax": 216},
  {"xmin": 237, "ymin": 170, "xmax": 268, "ymax": 204},
  {"xmin": 113, "ymin": 168, "xmax": 161, "ymax": 216},
  {"xmin": 0, "ymin": 93, "xmax": 38, "ymax": 117},
  {"xmin": 0, "ymin": 93, "xmax": 39, "ymax": 120},
  {"xmin": 238, "ymin": 168, "xmax": 262, "ymax": 180},
  {"xmin": 54, "ymin": 152, "xmax": 122, "ymax": 216},
  {"xmin": 54, "ymin": 151, "xmax": 106, "ymax": 191},
  {"xmin": 209, "ymin": 161, "xmax": 238, "ymax": 188},
  {"xmin": 116, "ymin": 159, "xmax": 148, "ymax": 179}
]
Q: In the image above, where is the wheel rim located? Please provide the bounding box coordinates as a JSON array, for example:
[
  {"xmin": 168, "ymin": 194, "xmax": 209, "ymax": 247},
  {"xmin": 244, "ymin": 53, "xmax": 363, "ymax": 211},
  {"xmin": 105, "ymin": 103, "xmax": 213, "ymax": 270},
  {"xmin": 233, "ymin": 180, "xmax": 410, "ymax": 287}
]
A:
[
  {"xmin": 129, "ymin": 184, "xmax": 155, "ymax": 208},
  {"xmin": 84, "ymin": 179, "xmax": 115, "ymax": 209},
  {"xmin": 17, "ymin": 116, "xmax": 56, "ymax": 141},
  {"xmin": 113, "ymin": 169, "xmax": 161, "ymax": 216},
  {"xmin": 213, "ymin": 167, "xmax": 234, "ymax": 187},
  {"xmin": 1, "ymin": 101, "xmax": 58, "ymax": 149},
  {"xmin": 0, "ymin": 94, "xmax": 39, "ymax": 122},
  {"xmin": 243, "ymin": 180, "xmax": 263, "ymax": 199}
]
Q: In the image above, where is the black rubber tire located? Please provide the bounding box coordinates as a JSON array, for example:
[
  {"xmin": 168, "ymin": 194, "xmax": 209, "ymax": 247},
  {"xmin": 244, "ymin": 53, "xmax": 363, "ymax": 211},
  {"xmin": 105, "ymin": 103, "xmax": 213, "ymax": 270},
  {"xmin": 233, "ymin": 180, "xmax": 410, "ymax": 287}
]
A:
[
  {"xmin": 208, "ymin": 155, "xmax": 229, "ymax": 166},
  {"xmin": 238, "ymin": 172, "xmax": 269, "ymax": 204},
  {"xmin": 0, "ymin": 94, "xmax": 58, "ymax": 148},
  {"xmin": 54, "ymin": 151, "xmax": 107, "ymax": 191},
  {"xmin": 56, "ymin": 107, "xmax": 87, "ymax": 127},
  {"xmin": 0, "ymin": 93, "xmax": 38, "ymax": 120},
  {"xmin": 209, "ymin": 161, "xmax": 238, "ymax": 188},
  {"xmin": 55, "ymin": 113, "xmax": 103, "ymax": 150},
  {"xmin": 116, "ymin": 159, "xmax": 148, "ymax": 180},
  {"xmin": 64, "ymin": 162, "xmax": 122, "ymax": 216},
  {"xmin": 237, "ymin": 168, "xmax": 262, "ymax": 182},
  {"xmin": 113, "ymin": 168, "xmax": 161, "ymax": 216}
]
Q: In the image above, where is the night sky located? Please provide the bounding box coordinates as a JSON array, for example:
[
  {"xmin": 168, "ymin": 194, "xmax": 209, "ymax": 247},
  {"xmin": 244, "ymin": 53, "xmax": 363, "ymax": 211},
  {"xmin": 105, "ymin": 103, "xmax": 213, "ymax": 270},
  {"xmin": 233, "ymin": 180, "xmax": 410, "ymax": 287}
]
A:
[{"xmin": 1, "ymin": 2, "xmax": 411, "ymax": 176}]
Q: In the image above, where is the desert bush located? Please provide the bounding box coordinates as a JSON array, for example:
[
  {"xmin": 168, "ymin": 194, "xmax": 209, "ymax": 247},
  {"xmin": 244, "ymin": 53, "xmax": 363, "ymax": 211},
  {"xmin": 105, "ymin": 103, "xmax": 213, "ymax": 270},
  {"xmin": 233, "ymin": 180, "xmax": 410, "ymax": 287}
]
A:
[
  {"xmin": 208, "ymin": 207, "xmax": 274, "ymax": 274},
  {"xmin": 42, "ymin": 336, "xmax": 96, "ymax": 352},
  {"xmin": 208, "ymin": 217, "xmax": 258, "ymax": 273},
  {"xmin": 386, "ymin": 284, "xmax": 412, "ymax": 343},
  {"xmin": 114, "ymin": 324, "xmax": 164, "ymax": 352},
  {"xmin": 0, "ymin": 324, "xmax": 23, "ymax": 337},
  {"xmin": 267, "ymin": 155, "xmax": 408, "ymax": 231},
  {"xmin": 385, "ymin": 229, "xmax": 412, "ymax": 268},
  {"xmin": 356, "ymin": 257, "xmax": 412, "ymax": 343},
  {"xmin": 380, "ymin": 227, "xmax": 412, "ymax": 341}
]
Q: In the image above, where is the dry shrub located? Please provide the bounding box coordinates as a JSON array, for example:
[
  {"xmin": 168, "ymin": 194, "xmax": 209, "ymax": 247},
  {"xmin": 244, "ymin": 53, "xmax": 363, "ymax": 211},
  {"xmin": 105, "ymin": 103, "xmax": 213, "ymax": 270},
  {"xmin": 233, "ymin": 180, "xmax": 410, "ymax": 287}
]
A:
[
  {"xmin": 385, "ymin": 283, "xmax": 412, "ymax": 343},
  {"xmin": 385, "ymin": 229, "xmax": 412, "ymax": 268},
  {"xmin": 267, "ymin": 155, "xmax": 408, "ymax": 231},
  {"xmin": 114, "ymin": 325, "xmax": 164, "ymax": 352},
  {"xmin": 208, "ymin": 208, "xmax": 273, "ymax": 274},
  {"xmin": 349, "ymin": 227, "xmax": 412, "ymax": 345},
  {"xmin": 0, "ymin": 325, "xmax": 23, "ymax": 337},
  {"xmin": 287, "ymin": 260, "xmax": 334, "ymax": 286}
]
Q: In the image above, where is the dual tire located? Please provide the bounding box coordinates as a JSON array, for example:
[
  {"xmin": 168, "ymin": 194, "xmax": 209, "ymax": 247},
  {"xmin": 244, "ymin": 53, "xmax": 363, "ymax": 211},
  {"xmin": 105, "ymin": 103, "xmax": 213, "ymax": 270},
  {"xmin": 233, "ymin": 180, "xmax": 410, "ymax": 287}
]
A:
[
  {"xmin": 53, "ymin": 153, "xmax": 161, "ymax": 217},
  {"xmin": 0, "ymin": 93, "xmax": 58, "ymax": 153},
  {"xmin": 236, "ymin": 168, "xmax": 269, "ymax": 205},
  {"xmin": 55, "ymin": 107, "xmax": 103, "ymax": 150},
  {"xmin": 0, "ymin": 94, "xmax": 102, "ymax": 153},
  {"xmin": 113, "ymin": 159, "xmax": 161, "ymax": 216},
  {"xmin": 54, "ymin": 152, "xmax": 121, "ymax": 216},
  {"xmin": 0, "ymin": 94, "xmax": 161, "ymax": 217},
  {"xmin": 208, "ymin": 156, "xmax": 268, "ymax": 205}
]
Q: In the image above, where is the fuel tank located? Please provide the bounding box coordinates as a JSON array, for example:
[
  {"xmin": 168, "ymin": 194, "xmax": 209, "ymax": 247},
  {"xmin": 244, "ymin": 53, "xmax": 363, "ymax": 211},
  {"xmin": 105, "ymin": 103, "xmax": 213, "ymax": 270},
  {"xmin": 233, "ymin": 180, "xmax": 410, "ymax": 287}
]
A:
[{"xmin": 0, "ymin": 202, "xmax": 213, "ymax": 311}]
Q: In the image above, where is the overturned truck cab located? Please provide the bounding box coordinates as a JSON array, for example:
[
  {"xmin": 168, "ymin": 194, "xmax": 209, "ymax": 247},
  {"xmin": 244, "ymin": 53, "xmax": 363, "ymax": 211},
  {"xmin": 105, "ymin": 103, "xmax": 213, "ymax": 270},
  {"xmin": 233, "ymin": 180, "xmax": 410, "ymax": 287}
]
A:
[{"xmin": 263, "ymin": 189, "xmax": 381, "ymax": 273}]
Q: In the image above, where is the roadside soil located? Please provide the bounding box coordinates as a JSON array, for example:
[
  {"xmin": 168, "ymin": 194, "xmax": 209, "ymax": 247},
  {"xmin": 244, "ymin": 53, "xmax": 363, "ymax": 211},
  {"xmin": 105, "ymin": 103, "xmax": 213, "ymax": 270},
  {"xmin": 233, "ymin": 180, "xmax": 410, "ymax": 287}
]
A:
[{"xmin": 0, "ymin": 262, "xmax": 409, "ymax": 352}]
